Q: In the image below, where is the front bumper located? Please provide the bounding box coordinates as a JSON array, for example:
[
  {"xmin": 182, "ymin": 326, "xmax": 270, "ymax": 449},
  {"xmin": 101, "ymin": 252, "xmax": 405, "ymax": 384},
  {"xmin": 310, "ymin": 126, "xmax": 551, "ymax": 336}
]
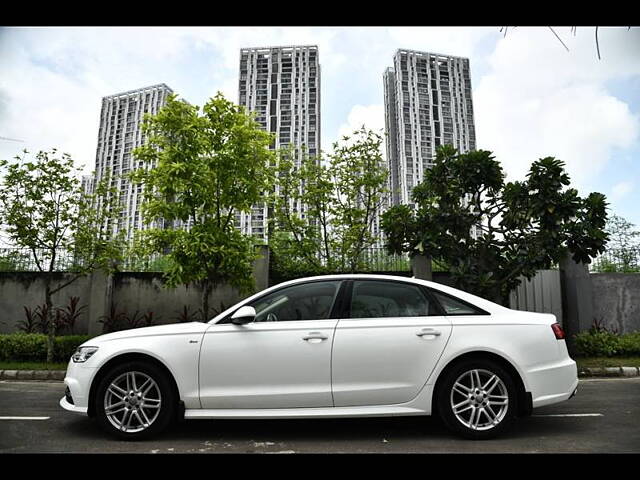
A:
[
  {"xmin": 61, "ymin": 359, "xmax": 98, "ymax": 415},
  {"xmin": 59, "ymin": 396, "xmax": 87, "ymax": 414}
]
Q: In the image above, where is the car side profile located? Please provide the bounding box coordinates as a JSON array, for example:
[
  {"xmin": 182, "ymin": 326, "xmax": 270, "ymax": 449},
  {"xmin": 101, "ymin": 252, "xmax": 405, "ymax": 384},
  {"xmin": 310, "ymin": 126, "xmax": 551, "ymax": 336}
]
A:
[{"xmin": 60, "ymin": 274, "xmax": 578, "ymax": 440}]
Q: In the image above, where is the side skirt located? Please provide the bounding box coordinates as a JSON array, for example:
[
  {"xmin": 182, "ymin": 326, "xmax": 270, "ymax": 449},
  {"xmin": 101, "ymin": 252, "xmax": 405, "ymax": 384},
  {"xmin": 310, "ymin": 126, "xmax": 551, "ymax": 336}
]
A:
[{"xmin": 184, "ymin": 405, "xmax": 428, "ymax": 420}]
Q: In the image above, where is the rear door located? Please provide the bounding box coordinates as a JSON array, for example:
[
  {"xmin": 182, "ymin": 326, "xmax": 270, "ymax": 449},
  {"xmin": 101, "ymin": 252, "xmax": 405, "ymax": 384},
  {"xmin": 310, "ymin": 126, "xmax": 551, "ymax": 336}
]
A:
[{"xmin": 331, "ymin": 279, "xmax": 452, "ymax": 407}]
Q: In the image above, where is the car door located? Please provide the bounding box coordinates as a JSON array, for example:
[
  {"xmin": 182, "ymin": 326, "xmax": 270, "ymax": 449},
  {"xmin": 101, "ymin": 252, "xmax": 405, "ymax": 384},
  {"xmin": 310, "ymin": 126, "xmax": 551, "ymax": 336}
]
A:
[
  {"xmin": 198, "ymin": 280, "xmax": 343, "ymax": 409},
  {"xmin": 331, "ymin": 279, "xmax": 452, "ymax": 407}
]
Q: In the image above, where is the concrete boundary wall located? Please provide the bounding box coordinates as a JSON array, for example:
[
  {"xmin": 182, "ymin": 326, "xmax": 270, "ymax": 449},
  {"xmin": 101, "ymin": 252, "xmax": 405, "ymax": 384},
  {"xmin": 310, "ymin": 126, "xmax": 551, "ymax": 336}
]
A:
[{"xmin": 0, "ymin": 246, "xmax": 270, "ymax": 336}]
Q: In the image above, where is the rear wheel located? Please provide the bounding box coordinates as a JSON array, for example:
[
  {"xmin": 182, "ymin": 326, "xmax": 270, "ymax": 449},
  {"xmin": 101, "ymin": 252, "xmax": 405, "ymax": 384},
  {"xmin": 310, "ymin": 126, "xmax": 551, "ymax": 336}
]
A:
[
  {"xmin": 436, "ymin": 358, "xmax": 518, "ymax": 440},
  {"xmin": 95, "ymin": 361, "xmax": 175, "ymax": 440}
]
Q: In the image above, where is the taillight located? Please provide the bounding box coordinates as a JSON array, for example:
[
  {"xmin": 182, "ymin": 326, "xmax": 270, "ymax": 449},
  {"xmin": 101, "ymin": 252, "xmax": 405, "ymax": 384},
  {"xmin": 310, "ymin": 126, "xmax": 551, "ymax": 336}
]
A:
[{"xmin": 551, "ymin": 323, "xmax": 565, "ymax": 340}]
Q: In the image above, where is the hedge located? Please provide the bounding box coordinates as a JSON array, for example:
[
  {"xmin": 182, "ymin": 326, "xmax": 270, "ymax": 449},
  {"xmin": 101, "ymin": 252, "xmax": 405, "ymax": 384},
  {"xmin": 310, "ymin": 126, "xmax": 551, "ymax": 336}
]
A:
[
  {"xmin": 0, "ymin": 334, "xmax": 92, "ymax": 363},
  {"xmin": 575, "ymin": 330, "xmax": 640, "ymax": 357}
]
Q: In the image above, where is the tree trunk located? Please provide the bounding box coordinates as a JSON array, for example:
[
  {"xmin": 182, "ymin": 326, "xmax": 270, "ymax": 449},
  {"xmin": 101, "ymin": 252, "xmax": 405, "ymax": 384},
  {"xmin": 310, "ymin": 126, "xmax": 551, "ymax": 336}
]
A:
[
  {"xmin": 201, "ymin": 278, "xmax": 211, "ymax": 322},
  {"xmin": 45, "ymin": 277, "xmax": 55, "ymax": 363}
]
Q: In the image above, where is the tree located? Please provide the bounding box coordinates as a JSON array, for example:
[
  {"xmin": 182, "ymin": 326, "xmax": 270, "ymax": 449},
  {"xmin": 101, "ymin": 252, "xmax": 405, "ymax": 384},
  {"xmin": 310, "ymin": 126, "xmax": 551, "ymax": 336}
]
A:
[
  {"xmin": 595, "ymin": 214, "xmax": 640, "ymax": 272},
  {"xmin": 500, "ymin": 26, "xmax": 634, "ymax": 60},
  {"xmin": 270, "ymin": 126, "xmax": 388, "ymax": 275},
  {"xmin": 130, "ymin": 93, "xmax": 275, "ymax": 321},
  {"xmin": 381, "ymin": 145, "xmax": 608, "ymax": 305},
  {"xmin": 0, "ymin": 149, "xmax": 125, "ymax": 361}
]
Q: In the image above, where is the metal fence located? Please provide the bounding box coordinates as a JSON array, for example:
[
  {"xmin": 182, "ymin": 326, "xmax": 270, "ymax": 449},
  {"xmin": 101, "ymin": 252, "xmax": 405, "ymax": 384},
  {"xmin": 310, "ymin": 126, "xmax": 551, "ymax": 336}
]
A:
[
  {"xmin": 509, "ymin": 269, "xmax": 563, "ymax": 324},
  {"xmin": 358, "ymin": 247, "xmax": 410, "ymax": 272},
  {"xmin": 589, "ymin": 248, "xmax": 640, "ymax": 273},
  {"xmin": 0, "ymin": 248, "xmax": 79, "ymax": 272},
  {"xmin": 0, "ymin": 246, "xmax": 411, "ymax": 273},
  {"xmin": 0, "ymin": 247, "xmax": 165, "ymax": 273}
]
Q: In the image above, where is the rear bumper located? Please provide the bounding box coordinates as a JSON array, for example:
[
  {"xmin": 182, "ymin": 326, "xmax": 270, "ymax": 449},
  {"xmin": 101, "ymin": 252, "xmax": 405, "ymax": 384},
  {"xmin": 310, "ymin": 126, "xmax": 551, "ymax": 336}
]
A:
[{"xmin": 527, "ymin": 357, "xmax": 579, "ymax": 408}]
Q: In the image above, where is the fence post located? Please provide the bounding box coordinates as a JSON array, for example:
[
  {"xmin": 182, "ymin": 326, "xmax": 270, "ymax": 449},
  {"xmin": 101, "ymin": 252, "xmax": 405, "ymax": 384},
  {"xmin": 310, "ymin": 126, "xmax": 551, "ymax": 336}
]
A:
[
  {"xmin": 559, "ymin": 254, "xmax": 594, "ymax": 355},
  {"xmin": 411, "ymin": 254, "xmax": 433, "ymax": 281},
  {"xmin": 253, "ymin": 244, "xmax": 270, "ymax": 292}
]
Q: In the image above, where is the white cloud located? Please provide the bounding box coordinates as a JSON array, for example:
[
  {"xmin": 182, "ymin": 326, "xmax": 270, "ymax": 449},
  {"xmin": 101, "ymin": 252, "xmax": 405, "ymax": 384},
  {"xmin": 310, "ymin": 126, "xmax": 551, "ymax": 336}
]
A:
[
  {"xmin": 337, "ymin": 104, "xmax": 385, "ymax": 140},
  {"xmin": 387, "ymin": 26, "xmax": 497, "ymax": 59},
  {"xmin": 334, "ymin": 104, "xmax": 386, "ymax": 159},
  {"xmin": 611, "ymin": 181, "xmax": 634, "ymax": 201},
  {"xmin": 474, "ymin": 27, "xmax": 640, "ymax": 192}
]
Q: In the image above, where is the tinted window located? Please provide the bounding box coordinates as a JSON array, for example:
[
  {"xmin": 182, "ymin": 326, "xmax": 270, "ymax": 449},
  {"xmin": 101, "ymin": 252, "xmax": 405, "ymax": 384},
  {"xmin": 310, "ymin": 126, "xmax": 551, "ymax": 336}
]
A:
[
  {"xmin": 248, "ymin": 281, "xmax": 341, "ymax": 322},
  {"xmin": 350, "ymin": 281, "xmax": 437, "ymax": 319},
  {"xmin": 430, "ymin": 290, "xmax": 486, "ymax": 315}
]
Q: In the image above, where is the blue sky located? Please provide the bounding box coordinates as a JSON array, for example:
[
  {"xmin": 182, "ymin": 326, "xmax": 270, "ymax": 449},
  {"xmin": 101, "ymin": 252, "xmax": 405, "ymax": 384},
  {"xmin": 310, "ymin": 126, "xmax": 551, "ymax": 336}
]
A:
[{"xmin": 0, "ymin": 26, "xmax": 639, "ymax": 225}]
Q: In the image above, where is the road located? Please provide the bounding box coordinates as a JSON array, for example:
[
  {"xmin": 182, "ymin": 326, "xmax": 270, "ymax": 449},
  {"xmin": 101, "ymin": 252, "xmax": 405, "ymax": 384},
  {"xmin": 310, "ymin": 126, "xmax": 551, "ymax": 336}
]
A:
[{"xmin": 1, "ymin": 377, "xmax": 639, "ymax": 453}]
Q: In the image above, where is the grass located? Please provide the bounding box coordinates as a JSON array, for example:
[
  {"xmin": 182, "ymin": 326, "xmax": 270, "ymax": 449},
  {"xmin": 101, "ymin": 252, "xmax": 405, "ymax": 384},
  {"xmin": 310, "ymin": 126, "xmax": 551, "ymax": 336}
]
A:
[
  {"xmin": 0, "ymin": 362, "xmax": 67, "ymax": 371},
  {"xmin": 575, "ymin": 356, "xmax": 640, "ymax": 369}
]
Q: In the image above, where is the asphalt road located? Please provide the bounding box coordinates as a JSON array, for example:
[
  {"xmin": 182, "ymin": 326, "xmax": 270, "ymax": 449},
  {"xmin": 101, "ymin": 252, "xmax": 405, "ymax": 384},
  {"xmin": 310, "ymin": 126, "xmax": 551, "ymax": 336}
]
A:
[{"xmin": 1, "ymin": 377, "xmax": 639, "ymax": 453}]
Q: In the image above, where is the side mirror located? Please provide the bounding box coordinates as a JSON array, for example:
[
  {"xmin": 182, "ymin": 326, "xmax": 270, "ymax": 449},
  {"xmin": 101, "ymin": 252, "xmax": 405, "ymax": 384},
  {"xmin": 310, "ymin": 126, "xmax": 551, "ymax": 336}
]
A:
[{"xmin": 230, "ymin": 306, "xmax": 256, "ymax": 325}]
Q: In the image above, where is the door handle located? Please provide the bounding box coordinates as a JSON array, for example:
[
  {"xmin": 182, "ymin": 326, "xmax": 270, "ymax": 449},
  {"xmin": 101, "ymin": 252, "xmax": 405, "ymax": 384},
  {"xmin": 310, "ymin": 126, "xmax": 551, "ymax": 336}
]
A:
[
  {"xmin": 416, "ymin": 328, "xmax": 441, "ymax": 337},
  {"xmin": 303, "ymin": 332, "xmax": 328, "ymax": 342}
]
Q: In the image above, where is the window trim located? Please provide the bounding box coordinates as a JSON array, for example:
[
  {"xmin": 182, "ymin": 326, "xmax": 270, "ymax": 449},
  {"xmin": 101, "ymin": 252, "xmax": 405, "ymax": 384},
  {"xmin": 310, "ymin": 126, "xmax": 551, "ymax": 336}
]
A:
[{"xmin": 427, "ymin": 287, "xmax": 490, "ymax": 316}]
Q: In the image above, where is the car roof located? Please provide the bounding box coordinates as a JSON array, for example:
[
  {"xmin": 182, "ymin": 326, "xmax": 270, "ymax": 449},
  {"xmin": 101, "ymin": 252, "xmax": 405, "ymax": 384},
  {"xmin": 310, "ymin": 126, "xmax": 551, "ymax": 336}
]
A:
[{"xmin": 209, "ymin": 273, "xmax": 510, "ymax": 323}]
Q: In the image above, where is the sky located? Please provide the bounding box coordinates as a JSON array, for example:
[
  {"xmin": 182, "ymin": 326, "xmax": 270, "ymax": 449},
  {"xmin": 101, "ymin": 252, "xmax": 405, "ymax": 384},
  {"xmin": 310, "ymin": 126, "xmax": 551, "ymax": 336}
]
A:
[{"xmin": 0, "ymin": 26, "xmax": 639, "ymax": 225}]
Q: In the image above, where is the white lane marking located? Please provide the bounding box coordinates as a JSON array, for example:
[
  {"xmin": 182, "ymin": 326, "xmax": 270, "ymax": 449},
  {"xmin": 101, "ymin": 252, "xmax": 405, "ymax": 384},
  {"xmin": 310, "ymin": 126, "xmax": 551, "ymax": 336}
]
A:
[
  {"xmin": 533, "ymin": 413, "xmax": 603, "ymax": 417},
  {"xmin": 0, "ymin": 416, "xmax": 50, "ymax": 420}
]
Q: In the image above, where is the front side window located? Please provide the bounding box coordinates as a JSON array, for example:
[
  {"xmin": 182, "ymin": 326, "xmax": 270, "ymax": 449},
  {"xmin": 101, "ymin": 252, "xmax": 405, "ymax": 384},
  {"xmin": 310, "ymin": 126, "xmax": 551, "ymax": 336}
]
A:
[
  {"xmin": 248, "ymin": 281, "xmax": 341, "ymax": 322},
  {"xmin": 349, "ymin": 280, "xmax": 437, "ymax": 319}
]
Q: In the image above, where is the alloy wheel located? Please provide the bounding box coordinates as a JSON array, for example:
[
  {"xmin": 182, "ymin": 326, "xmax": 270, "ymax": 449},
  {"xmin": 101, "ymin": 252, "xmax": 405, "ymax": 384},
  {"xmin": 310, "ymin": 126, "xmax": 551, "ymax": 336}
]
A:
[
  {"xmin": 449, "ymin": 368, "xmax": 509, "ymax": 431},
  {"xmin": 103, "ymin": 371, "xmax": 162, "ymax": 433}
]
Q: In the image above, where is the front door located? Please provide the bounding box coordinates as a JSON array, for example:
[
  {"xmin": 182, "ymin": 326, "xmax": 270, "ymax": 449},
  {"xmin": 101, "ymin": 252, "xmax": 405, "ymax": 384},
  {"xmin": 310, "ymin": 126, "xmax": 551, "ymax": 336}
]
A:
[
  {"xmin": 199, "ymin": 280, "xmax": 342, "ymax": 409},
  {"xmin": 331, "ymin": 279, "xmax": 452, "ymax": 407}
]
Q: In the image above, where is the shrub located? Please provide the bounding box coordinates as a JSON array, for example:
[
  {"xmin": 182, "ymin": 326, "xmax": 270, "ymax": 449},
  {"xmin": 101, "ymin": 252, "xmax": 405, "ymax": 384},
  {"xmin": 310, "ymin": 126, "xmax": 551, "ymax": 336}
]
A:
[
  {"xmin": 575, "ymin": 330, "xmax": 640, "ymax": 357},
  {"xmin": 617, "ymin": 332, "xmax": 640, "ymax": 356},
  {"xmin": 575, "ymin": 330, "xmax": 620, "ymax": 356},
  {"xmin": 0, "ymin": 334, "xmax": 92, "ymax": 362}
]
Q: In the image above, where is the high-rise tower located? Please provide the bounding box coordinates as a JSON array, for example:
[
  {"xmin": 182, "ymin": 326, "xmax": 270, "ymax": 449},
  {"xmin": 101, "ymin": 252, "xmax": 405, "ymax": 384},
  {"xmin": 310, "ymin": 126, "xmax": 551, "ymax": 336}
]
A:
[
  {"xmin": 384, "ymin": 49, "xmax": 476, "ymax": 207},
  {"xmin": 92, "ymin": 84, "xmax": 173, "ymax": 241},
  {"xmin": 237, "ymin": 45, "xmax": 321, "ymax": 239}
]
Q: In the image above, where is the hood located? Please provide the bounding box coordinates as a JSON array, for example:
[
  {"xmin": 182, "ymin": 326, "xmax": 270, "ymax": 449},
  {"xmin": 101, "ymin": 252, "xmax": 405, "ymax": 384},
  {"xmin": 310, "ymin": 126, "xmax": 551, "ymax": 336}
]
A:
[{"xmin": 85, "ymin": 322, "xmax": 209, "ymax": 345}]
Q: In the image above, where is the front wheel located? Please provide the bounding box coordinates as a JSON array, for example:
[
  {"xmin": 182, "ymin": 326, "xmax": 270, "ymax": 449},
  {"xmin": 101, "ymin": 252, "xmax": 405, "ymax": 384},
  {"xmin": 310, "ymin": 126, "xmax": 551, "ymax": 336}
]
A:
[
  {"xmin": 436, "ymin": 359, "xmax": 518, "ymax": 440},
  {"xmin": 94, "ymin": 361, "xmax": 176, "ymax": 440}
]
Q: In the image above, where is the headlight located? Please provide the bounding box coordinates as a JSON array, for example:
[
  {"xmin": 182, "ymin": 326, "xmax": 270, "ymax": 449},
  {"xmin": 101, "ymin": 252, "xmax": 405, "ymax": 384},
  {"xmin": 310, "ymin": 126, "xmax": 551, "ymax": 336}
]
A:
[{"xmin": 72, "ymin": 346, "xmax": 99, "ymax": 363}]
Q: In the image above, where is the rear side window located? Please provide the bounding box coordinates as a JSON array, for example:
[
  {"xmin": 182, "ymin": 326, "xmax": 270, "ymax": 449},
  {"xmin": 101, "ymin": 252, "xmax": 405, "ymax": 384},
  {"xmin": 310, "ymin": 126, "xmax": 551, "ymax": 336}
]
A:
[
  {"xmin": 429, "ymin": 289, "xmax": 488, "ymax": 316},
  {"xmin": 349, "ymin": 280, "xmax": 439, "ymax": 319}
]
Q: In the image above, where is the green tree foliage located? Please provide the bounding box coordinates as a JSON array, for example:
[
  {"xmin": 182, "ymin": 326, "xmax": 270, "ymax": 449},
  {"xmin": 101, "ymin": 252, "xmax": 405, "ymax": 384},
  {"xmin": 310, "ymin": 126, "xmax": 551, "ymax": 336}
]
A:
[
  {"xmin": 130, "ymin": 93, "xmax": 275, "ymax": 321},
  {"xmin": 270, "ymin": 127, "xmax": 388, "ymax": 276},
  {"xmin": 594, "ymin": 214, "xmax": 640, "ymax": 273},
  {"xmin": 0, "ymin": 149, "xmax": 124, "ymax": 361},
  {"xmin": 381, "ymin": 145, "xmax": 608, "ymax": 305}
]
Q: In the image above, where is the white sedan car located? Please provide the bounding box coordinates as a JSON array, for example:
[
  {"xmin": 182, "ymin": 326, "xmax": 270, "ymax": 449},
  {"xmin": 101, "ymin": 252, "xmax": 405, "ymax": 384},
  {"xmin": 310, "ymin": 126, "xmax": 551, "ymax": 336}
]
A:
[{"xmin": 61, "ymin": 274, "xmax": 578, "ymax": 440}]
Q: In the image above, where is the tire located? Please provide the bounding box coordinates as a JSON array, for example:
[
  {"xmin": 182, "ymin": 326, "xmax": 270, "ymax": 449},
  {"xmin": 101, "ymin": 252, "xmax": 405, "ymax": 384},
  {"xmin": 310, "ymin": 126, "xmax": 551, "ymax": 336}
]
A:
[
  {"xmin": 94, "ymin": 361, "xmax": 176, "ymax": 440},
  {"xmin": 436, "ymin": 358, "xmax": 518, "ymax": 440}
]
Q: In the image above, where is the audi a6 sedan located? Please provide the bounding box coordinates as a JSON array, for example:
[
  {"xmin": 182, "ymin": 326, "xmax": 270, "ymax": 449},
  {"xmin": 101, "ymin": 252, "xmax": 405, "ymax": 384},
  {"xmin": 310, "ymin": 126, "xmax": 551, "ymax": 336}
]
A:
[{"xmin": 60, "ymin": 274, "xmax": 578, "ymax": 440}]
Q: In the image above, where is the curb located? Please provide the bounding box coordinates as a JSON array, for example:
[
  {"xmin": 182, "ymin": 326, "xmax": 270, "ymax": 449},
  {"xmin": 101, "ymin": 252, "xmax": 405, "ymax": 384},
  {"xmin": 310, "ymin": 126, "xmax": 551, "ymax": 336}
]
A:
[
  {"xmin": 0, "ymin": 370, "xmax": 66, "ymax": 381},
  {"xmin": 578, "ymin": 367, "xmax": 640, "ymax": 378}
]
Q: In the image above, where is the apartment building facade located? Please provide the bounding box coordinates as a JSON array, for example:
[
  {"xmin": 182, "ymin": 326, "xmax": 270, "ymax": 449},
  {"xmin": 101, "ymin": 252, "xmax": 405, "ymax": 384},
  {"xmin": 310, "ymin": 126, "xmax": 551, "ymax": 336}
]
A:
[
  {"xmin": 237, "ymin": 45, "xmax": 321, "ymax": 239},
  {"xmin": 91, "ymin": 84, "xmax": 173, "ymax": 241},
  {"xmin": 384, "ymin": 49, "xmax": 476, "ymax": 208}
]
